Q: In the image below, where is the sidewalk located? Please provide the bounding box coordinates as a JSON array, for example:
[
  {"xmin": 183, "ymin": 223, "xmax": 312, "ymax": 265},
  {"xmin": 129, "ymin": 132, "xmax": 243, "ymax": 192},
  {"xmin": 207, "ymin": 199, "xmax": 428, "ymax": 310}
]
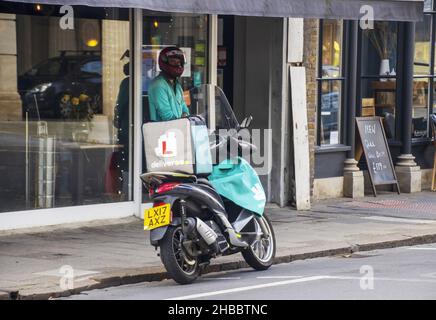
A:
[{"xmin": 1, "ymin": 191, "xmax": 436, "ymax": 300}]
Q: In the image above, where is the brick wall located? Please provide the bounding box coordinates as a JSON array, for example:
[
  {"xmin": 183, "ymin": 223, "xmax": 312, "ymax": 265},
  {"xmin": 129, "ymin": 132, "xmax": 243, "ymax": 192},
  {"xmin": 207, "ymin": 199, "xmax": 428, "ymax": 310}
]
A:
[{"xmin": 303, "ymin": 19, "xmax": 318, "ymax": 197}]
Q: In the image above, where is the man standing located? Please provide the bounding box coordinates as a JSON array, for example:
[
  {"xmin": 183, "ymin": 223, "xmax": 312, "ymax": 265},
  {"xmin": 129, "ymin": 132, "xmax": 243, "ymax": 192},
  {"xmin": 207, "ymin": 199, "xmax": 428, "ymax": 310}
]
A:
[{"xmin": 148, "ymin": 46, "xmax": 189, "ymax": 121}]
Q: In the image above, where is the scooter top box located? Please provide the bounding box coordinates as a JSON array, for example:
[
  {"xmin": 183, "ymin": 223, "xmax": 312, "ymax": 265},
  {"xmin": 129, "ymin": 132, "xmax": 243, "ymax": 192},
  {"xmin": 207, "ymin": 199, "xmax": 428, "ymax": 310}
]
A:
[{"xmin": 142, "ymin": 116, "xmax": 212, "ymax": 175}]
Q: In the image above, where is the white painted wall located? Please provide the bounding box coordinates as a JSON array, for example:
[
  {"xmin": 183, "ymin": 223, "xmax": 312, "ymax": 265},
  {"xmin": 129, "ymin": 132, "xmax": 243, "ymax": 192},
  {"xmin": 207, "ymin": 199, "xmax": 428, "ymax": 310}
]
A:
[{"xmin": 0, "ymin": 202, "xmax": 136, "ymax": 231}]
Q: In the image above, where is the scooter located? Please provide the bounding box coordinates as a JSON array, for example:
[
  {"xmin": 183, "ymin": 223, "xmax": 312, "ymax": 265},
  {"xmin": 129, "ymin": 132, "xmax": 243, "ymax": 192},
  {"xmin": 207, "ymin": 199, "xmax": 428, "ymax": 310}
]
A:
[{"xmin": 140, "ymin": 84, "xmax": 276, "ymax": 284}]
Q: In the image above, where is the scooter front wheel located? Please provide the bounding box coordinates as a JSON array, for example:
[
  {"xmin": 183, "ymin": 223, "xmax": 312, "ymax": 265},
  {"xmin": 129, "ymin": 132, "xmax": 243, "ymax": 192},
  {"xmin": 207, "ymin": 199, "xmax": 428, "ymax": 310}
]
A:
[
  {"xmin": 241, "ymin": 214, "xmax": 276, "ymax": 270},
  {"xmin": 160, "ymin": 225, "xmax": 200, "ymax": 284}
]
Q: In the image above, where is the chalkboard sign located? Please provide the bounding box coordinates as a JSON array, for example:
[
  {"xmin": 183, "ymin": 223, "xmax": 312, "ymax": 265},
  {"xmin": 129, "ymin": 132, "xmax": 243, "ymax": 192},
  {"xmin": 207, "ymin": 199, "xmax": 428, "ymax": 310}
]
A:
[{"xmin": 356, "ymin": 117, "xmax": 400, "ymax": 196}]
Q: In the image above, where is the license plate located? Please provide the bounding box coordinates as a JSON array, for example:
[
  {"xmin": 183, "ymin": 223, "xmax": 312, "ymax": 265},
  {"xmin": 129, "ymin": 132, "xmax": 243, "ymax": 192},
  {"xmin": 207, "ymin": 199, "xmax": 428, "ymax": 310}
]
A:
[{"xmin": 144, "ymin": 203, "xmax": 171, "ymax": 230}]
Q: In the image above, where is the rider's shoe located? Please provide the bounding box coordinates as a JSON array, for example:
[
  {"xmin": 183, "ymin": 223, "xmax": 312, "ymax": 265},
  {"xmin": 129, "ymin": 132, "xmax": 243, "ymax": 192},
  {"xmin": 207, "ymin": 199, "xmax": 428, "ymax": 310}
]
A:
[
  {"xmin": 215, "ymin": 212, "xmax": 248, "ymax": 248},
  {"xmin": 226, "ymin": 228, "xmax": 248, "ymax": 248}
]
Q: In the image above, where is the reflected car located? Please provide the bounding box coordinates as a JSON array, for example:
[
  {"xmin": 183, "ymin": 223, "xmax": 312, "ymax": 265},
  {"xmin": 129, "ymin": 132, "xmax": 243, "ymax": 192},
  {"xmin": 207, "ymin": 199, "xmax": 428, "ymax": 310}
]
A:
[{"xmin": 18, "ymin": 52, "xmax": 102, "ymax": 119}]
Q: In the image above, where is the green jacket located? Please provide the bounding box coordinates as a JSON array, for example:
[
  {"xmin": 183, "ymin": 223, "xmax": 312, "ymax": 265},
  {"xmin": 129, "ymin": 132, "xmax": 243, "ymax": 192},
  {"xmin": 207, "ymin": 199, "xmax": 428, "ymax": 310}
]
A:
[{"xmin": 148, "ymin": 74, "xmax": 189, "ymax": 122}]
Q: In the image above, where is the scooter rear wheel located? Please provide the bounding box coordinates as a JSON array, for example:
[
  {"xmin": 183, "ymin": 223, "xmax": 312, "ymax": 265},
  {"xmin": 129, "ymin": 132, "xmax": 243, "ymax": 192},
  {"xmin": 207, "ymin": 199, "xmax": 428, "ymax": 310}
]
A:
[
  {"xmin": 241, "ymin": 214, "xmax": 276, "ymax": 270},
  {"xmin": 160, "ymin": 225, "xmax": 200, "ymax": 284}
]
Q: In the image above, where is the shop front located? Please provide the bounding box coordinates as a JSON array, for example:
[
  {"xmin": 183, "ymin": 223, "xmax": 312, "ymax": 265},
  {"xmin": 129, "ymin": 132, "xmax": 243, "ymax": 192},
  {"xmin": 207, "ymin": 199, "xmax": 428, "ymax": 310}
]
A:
[
  {"xmin": 310, "ymin": 0, "xmax": 434, "ymax": 199},
  {"xmin": 0, "ymin": 0, "xmax": 424, "ymax": 230}
]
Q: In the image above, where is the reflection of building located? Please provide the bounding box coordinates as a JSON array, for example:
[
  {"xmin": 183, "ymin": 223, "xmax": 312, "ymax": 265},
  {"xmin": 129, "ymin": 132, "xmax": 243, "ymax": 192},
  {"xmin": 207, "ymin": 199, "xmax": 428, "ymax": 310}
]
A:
[
  {"xmin": 0, "ymin": 0, "xmax": 431, "ymax": 230},
  {"xmin": 0, "ymin": 14, "xmax": 22, "ymax": 120}
]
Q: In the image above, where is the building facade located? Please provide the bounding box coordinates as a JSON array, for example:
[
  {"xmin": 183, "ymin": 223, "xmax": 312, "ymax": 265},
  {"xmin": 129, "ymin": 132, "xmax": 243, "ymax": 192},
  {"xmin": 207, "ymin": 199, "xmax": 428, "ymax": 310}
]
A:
[
  {"xmin": 0, "ymin": 0, "xmax": 427, "ymax": 230},
  {"xmin": 310, "ymin": 0, "xmax": 436, "ymax": 199}
]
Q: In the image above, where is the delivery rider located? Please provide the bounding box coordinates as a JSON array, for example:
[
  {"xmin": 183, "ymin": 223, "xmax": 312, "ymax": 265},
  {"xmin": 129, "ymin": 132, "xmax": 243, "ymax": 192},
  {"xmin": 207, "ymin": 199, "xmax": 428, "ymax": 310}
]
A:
[
  {"xmin": 147, "ymin": 46, "xmax": 247, "ymax": 248},
  {"xmin": 148, "ymin": 46, "xmax": 189, "ymax": 121}
]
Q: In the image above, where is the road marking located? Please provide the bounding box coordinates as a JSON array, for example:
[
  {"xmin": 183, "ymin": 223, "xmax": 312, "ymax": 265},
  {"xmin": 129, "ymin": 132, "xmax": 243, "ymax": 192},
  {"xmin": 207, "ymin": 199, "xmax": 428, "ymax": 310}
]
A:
[
  {"xmin": 407, "ymin": 247, "xmax": 436, "ymax": 251},
  {"xmin": 327, "ymin": 276, "xmax": 436, "ymax": 284},
  {"xmin": 421, "ymin": 272, "xmax": 436, "ymax": 279},
  {"xmin": 256, "ymin": 276, "xmax": 303, "ymax": 279},
  {"xmin": 201, "ymin": 277, "xmax": 241, "ymax": 281},
  {"xmin": 362, "ymin": 216, "xmax": 436, "ymax": 224},
  {"xmin": 166, "ymin": 276, "xmax": 330, "ymax": 300}
]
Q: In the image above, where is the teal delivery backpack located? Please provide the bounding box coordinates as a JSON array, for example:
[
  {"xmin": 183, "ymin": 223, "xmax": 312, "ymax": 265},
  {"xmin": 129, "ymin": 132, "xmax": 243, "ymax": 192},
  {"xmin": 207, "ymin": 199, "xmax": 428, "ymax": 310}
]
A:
[{"xmin": 208, "ymin": 157, "xmax": 266, "ymax": 216}]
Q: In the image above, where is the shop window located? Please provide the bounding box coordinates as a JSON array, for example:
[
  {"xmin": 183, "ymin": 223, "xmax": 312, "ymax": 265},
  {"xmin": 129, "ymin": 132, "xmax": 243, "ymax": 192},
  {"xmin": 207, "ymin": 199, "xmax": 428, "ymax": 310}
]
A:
[
  {"xmin": 412, "ymin": 78, "xmax": 430, "ymax": 138},
  {"xmin": 140, "ymin": 12, "xmax": 208, "ymax": 181},
  {"xmin": 424, "ymin": 0, "xmax": 433, "ymax": 12},
  {"xmin": 414, "ymin": 16, "xmax": 431, "ymax": 75},
  {"xmin": 412, "ymin": 15, "xmax": 432, "ymax": 139},
  {"xmin": 413, "ymin": 4, "xmax": 436, "ymax": 140},
  {"xmin": 360, "ymin": 21, "xmax": 399, "ymax": 139},
  {"xmin": 362, "ymin": 22, "xmax": 398, "ymax": 77},
  {"xmin": 317, "ymin": 19, "xmax": 344, "ymax": 146},
  {"xmin": 433, "ymin": 83, "xmax": 436, "ymax": 115},
  {"xmin": 142, "ymin": 12, "xmax": 208, "ymax": 115},
  {"xmin": 0, "ymin": 4, "xmax": 132, "ymax": 213}
]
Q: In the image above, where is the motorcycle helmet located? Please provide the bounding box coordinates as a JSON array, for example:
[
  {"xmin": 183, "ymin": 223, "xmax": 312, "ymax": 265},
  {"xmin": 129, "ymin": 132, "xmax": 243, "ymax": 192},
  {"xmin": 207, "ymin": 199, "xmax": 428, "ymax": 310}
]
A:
[{"xmin": 158, "ymin": 46, "xmax": 186, "ymax": 79}]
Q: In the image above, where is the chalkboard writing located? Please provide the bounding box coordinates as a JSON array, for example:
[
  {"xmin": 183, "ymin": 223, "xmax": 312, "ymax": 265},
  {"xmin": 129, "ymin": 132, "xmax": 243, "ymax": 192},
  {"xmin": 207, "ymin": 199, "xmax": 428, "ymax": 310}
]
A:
[{"xmin": 356, "ymin": 117, "xmax": 400, "ymax": 196}]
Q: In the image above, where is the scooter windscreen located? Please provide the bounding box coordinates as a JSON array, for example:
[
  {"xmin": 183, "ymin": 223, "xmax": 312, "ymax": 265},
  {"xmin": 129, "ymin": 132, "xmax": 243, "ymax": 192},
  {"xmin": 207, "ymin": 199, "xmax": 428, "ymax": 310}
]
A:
[{"xmin": 189, "ymin": 84, "xmax": 240, "ymax": 132}]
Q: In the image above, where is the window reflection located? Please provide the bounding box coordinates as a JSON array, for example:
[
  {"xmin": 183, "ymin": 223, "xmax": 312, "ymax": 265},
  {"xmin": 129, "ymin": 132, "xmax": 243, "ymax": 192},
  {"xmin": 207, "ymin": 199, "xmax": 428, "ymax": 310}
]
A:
[
  {"xmin": 414, "ymin": 16, "xmax": 431, "ymax": 75},
  {"xmin": 320, "ymin": 80, "xmax": 341, "ymax": 145},
  {"xmin": 412, "ymin": 79, "xmax": 429, "ymax": 138},
  {"xmin": 413, "ymin": 14, "xmax": 432, "ymax": 139},
  {"xmin": 360, "ymin": 21, "xmax": 398, "ymax": 140},
  {"xmin": 142, "ymin": 13, "xmax": 208, "ymax": 95},
  {"xmin": 321, "ymin": 20, "xmax": 341, "ymax": 78},
  {"xmin": 362, "ymin": 21, "xmax": 398, "ymax": 78},
  {"xmin": 0, "ymin": 5, "xmax": 131, "ymax": 213},
  {"xmin": 424, "ymin": 0, "xmax": 433, "ymax": 12},
  {"xmin": 318, "ymin": 20, "xmax": 343, "ymax": 146}
]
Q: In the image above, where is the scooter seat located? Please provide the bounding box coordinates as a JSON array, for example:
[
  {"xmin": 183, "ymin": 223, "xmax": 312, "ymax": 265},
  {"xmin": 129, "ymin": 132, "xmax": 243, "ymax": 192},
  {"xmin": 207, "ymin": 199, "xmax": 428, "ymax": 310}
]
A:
[
  {"xmin": 140, "ymin": 171, "xmax": 196, "ymax": 188},
  {"xmin": 197, "ymin": 178, "xmax": 214, "ymax": 189}
]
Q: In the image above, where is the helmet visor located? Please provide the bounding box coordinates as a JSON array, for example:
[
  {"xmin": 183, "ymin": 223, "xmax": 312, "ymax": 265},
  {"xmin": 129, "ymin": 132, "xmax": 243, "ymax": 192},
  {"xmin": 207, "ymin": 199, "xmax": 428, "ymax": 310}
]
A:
[
  {"xmin": 168, "ymin": 56, "xmax": 183, "ymax": 67},
  {"xmin": 164, "ymin": 49, "xmax": 186, "ymax": 66}
]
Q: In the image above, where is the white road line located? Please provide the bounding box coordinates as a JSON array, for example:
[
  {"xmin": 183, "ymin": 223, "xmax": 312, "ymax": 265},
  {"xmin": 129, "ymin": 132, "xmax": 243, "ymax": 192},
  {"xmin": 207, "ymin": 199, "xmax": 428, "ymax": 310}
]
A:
[
  {"xmin": 362, "ymin": 216, "xmax": 436, "ymax": 224},
  {"xmin": 256, "ymin": 276, "xmax": 303, "ymax": 279},
  {"xmin": 328, "ymin": 276, "xmax": 436, "ymax": 284},
  {"xmin": 166, "ymin": 276, "xmax": 330, "ymax": 300},
  {"xmin": 408, "ymin": 247, "xmax": 436, "ymax": 250},
  {"xmin": 420, "ymin": 272, "xmax": 436, "ymax": 279},
  {"xmin": 201, "ymin": 277, "xmax": 242, "ymax": 281}
]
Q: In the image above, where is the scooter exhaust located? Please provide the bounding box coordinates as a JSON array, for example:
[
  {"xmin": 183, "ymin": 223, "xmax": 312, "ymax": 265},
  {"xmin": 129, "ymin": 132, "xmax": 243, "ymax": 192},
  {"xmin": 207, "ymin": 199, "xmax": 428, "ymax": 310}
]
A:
[
  {"xmin": 195, "ymin": 218, "xmax": 218, "ymax": 245},
  {"xmin": 182, "ymin": 217, "xmax": 218, "ymax": 245}
]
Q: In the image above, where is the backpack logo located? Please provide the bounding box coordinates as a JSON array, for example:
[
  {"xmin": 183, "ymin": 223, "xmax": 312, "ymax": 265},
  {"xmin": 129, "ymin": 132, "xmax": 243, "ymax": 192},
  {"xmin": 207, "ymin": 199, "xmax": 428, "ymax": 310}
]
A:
[
  {"xmin": 155, "ymin": 132, "xmax": 177, "ymax": 158},
  {"xmin": 251, "ymin": 183, "xmax": 266, "ymax": 201}
]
